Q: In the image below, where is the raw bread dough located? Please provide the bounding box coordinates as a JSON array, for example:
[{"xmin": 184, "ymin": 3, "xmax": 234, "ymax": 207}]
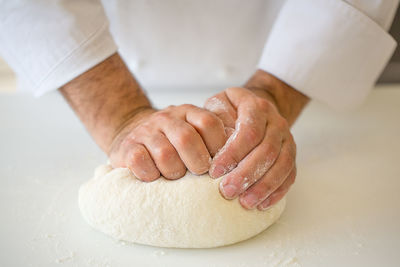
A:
[{"xmin": 78, "ymin": 164, "xmax": 286, "ymax": 248}]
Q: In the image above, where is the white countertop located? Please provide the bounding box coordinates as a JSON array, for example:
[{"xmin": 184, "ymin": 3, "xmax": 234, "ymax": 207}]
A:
[{"xmin": 0, "ymin": 86, "xmax": 399, "ymax": 267}]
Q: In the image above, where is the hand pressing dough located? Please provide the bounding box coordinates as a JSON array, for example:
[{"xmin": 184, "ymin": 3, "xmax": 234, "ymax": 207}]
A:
[{"xmin": 78, "ymin": 164, "xmax": 286, "ymax": 248}]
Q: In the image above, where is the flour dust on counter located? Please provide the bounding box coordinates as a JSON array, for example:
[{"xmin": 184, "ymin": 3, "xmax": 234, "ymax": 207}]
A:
[{"xmin": 78, "ymin": 164, "xmax": 286, "ymax": 248}]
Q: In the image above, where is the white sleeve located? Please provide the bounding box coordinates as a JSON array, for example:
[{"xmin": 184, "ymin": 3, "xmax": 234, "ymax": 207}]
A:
[
  {"xmin": 257, "ymin": 0, "xmax": 399, "ymax": 109},
  {"xmin": 0, "ymin": 0, "xmax": 117, "ymax": 96}
]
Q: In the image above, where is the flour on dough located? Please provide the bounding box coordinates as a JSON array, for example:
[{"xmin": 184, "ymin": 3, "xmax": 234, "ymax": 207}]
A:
[{"xmin": 78, "ymin": 164, "xmax": 285, "ymax": 248}]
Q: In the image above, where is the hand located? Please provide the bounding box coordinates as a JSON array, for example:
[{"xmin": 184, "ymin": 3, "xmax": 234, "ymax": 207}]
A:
[
  {"xmin": 204, "ymin": 71, "xmax": 308, "ymax": 210},
  {"xmin": 60, "ymin": 54, "xmax": 229, "ymax": 182},
  {"xmin": 60, "ymin": 54, "xmax": 229, "ymax": 181},
  {"xmin": 109, "ymin": 104, "xmax": 228, "ymax": 181}
]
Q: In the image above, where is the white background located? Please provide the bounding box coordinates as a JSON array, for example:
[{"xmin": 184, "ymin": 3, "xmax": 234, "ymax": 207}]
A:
[{"xmin": 0, "ymin": 84, "xmax": 399, "ymax": 266}]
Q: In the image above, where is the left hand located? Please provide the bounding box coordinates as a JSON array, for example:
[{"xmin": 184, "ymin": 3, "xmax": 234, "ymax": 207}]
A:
[{"xmin": 205, "ymin": 86, "xmax": 297, "ymax": 211}]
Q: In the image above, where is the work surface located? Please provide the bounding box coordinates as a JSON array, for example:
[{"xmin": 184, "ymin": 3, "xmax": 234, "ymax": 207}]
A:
[{"xmin": 1, "ymin": 87, "xmax": 399, "ymax": 267}]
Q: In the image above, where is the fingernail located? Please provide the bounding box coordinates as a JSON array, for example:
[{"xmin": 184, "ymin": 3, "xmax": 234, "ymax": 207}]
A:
[
  {"xmin": 211, "ymin": 164, "xmax": 226, "ymax": 177},
  {"xmin": 220, "ymin": 183, "xmax": 238, "ymax": 199},
  {"xmin": 242, "ymin": 193, "xmax": 259, "ymax": 209},
  {"xmin": 259, "ymin": 199, "xmax": 271, "ymax": 211}
]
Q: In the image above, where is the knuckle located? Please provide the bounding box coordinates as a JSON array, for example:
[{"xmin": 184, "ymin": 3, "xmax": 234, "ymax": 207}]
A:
[
  {"xmin": 245, "ymin": 126, "xmax": 263, "ymax": 145},
  {"xmin": 226, "ymin": 86, "xmax": 242, "ymax": 94},
  {"xmin": 256, "ymin": 97, "xmax": 273, "ymax": 113},
  {"xmin": 197, "ymin": 113, "xmax": 219, "ymax": 129},
  {"xmin": 165, "ymin": 105, "xmax": 176, "ymax": 111},
  {"xmin": 180, "ymin": 103, "xmax": 196, "ymax": 110},
  {"xmin": 154, "ymin": 146, "xmax": 174, "ymax": 163},
  {"xmin": 204, "ymin": 96, "xmax": 215, "ymax": 107},
  {"xmin": 154, "ymin": 111, "xmax": 172, "ymax": 122},
  {"xmin": 205, "ymin": 96, "xmax": 229, "ymax": 113},
  {"xmin": 127, "ymin": 147, "xmax": 147, "ymax": 166},
  {"xmin": 176, "ymin": 128, "xmax": 195, "ymax": 147}
]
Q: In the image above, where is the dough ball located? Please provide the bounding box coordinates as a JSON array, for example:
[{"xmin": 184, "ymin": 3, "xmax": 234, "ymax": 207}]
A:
[{"xmin": 78, "ymin": 165, "xmax": 285, "ymax": 248}]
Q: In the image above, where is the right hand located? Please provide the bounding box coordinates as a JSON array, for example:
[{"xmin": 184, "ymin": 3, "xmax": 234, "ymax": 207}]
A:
[{"xmin": 109, "ymin": 104, "xmax": 228, "ymax": 181}]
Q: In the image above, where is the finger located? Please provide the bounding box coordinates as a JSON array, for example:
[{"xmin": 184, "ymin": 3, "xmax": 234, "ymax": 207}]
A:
[
  {"xmin": 161, "ymin": 118, "xmax": 211, "ymax": 175},
  {"xmin": 204, "ymin": 93, "xmax": 237, "ymax": 128},
  {"xmin": 210, "ymin": 87, "xmax": 270, "ymax": 178},
  {"xmin": 219, "ymin": 125, "xmax": 282, "ymax": 199},
  {"xmin": 141, "ymin": 131, "xmax": 186, "ymax": 180},
  {"xmin": 124, "ymin": 143, "xmax": 160, "ymax": 182},
  {"xmin": 186, "ymin": 107, "xmax": 228, "ymax": 156},
  {"xmin": 238, "ymin": 140, "xmax": 295, "ymax": 209},
  {"xmin": 257, "ymin": 167, "xmax": 296, "ymax": 211}
]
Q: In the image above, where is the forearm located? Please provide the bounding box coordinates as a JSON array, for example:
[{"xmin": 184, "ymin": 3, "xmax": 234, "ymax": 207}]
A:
[
  {"xmin": 244, "ymin": 69, "xmax": 309, "ymax": 126},
  {"xmin": 60, "ymin": 53, "xmax": 152, "ymax": 153}
]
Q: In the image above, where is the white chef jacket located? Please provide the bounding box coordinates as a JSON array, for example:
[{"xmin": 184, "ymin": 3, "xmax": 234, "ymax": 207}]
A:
[{"xmin": 0, "ymin": 0, "xmax": 398, "ymax": 109}]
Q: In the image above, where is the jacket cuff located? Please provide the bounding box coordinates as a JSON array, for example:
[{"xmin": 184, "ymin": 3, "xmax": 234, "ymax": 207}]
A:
[
  {"xmin": 257, "ymin": 0, "xmax": 397, "ymax": 109},
  {"xmin": 32, "ymin": 23, "xmax": 117, "ymax": 97}
]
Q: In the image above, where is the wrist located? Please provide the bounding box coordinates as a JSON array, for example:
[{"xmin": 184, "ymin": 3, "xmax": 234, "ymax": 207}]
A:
[
  {"xmin": 244, "ymin": 69, "xmax": 309, "ymax": 126},
  {"xmin": 60, "ymin": 53, "xmax": 153, "ymax": 153}
]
